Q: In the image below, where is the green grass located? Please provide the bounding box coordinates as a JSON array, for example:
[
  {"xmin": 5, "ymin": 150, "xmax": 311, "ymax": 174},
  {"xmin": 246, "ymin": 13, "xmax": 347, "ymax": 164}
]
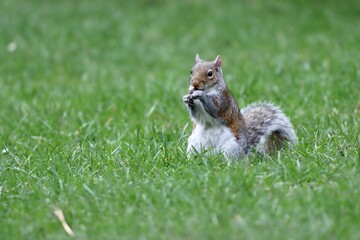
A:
[{"xmin": 1, "ymin": 0, "xmax": 359, "ymax": 239}]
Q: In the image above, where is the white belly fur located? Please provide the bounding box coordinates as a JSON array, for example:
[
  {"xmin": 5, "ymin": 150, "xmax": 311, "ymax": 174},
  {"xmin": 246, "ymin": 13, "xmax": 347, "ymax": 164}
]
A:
[{"xmin": 187, "ymin": 124, "xmax": 238, "ymax": 156}]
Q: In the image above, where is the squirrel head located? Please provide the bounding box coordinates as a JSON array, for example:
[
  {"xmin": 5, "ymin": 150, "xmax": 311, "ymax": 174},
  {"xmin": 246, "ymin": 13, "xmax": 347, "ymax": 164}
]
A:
[{"xmin": 189, "ymin": 54, "xmax": 223, "ymax": 93}]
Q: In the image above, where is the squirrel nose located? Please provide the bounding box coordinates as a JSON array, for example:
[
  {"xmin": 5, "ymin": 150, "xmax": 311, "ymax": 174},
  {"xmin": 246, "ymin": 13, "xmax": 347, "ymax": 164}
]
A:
[
  {"xmin": 190, "ymin": 82, "xmax": 201, "ymax": 90},
  {"xmin": 189, "ymin": 83, "xmax": 204, "ymax": 93}
]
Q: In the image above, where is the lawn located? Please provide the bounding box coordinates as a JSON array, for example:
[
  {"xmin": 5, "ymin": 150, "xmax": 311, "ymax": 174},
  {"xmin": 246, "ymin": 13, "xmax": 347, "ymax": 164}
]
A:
[{"xmin": 0, "ymin": 0, "xmax": 359, "ymax": 239}]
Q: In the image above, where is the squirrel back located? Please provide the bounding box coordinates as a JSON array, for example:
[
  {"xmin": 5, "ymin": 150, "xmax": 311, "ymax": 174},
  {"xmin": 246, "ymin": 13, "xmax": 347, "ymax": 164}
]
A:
[{"xmin": 183, "ymin": 54, "xmax": 296, "ymax": 159}]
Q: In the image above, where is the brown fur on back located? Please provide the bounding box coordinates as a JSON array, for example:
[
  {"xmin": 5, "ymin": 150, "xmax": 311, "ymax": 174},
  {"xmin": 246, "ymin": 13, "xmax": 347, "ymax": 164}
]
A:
[{"xmin": 218, "ymin": 89, "xmax": 246, "ymax": 140}]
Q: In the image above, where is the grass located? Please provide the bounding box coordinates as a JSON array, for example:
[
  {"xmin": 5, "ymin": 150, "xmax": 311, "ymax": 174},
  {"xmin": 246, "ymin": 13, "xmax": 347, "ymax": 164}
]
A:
[{"xmin": 0, "ymin": 0, "xmax": 359, "ymax": 239}]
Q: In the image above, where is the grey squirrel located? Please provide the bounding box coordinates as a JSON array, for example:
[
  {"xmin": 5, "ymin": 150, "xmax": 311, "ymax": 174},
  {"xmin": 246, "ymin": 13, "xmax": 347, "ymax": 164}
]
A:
[{"xmin": 183, "ymin": 54, "xmax": 297, "ymax": 159}]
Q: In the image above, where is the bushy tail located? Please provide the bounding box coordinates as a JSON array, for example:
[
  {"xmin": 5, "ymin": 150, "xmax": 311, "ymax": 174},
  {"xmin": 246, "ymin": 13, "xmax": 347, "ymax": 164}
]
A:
[{"xmin": 241, "ymin": 102, "xmax": 297, "ymax": 155}]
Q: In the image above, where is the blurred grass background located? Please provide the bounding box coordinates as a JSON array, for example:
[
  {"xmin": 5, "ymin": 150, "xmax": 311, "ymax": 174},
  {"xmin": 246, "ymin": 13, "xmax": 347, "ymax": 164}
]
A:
[{"xmin": 0, "ymin": 0, "xmax": 359, "ymax": 239}]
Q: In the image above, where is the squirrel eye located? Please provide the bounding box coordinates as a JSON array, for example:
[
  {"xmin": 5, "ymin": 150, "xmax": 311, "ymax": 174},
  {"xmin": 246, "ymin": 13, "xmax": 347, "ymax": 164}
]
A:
[
  {"xmin": 190, "ymin": 70, "xmax": 193, "ymax": 75},
  {"xmin": 207, "ymin": 70, "xmax": 213, "ymax": 77}
]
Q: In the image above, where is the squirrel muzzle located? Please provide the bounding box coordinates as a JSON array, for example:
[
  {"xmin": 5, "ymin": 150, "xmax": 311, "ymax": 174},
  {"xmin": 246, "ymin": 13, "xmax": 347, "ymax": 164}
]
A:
[
  {"xmin": 189, "ymin": 80, "xmax": 205, "ymax": 94},
  {"xmin": 189, "ymin": 85, "xmax": 205, "ymax": 94}
]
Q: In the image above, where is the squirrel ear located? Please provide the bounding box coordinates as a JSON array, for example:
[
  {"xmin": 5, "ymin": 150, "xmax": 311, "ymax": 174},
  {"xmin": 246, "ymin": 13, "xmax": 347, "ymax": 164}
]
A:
[
  {"xmin": 214, "ymin": 55, "xmax": 222, "ymax": 68},
  {"xmin": 195, "ymin": 53, "xmax": 201, "ymax": 63}
]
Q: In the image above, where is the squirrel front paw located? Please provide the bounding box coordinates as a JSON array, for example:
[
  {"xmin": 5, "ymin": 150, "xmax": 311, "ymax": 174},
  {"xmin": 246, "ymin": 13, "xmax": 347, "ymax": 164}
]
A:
[
  {"xmin": 190, "ymin": 90, "xmax": 204, "ymax": 99},
  {"xmin": 183, "ymin": 90, "xmax": 204, "ymax": 107},
  {"xmin": 183, "ymin": 94, "xmax": 194, "ymax": 107}
]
